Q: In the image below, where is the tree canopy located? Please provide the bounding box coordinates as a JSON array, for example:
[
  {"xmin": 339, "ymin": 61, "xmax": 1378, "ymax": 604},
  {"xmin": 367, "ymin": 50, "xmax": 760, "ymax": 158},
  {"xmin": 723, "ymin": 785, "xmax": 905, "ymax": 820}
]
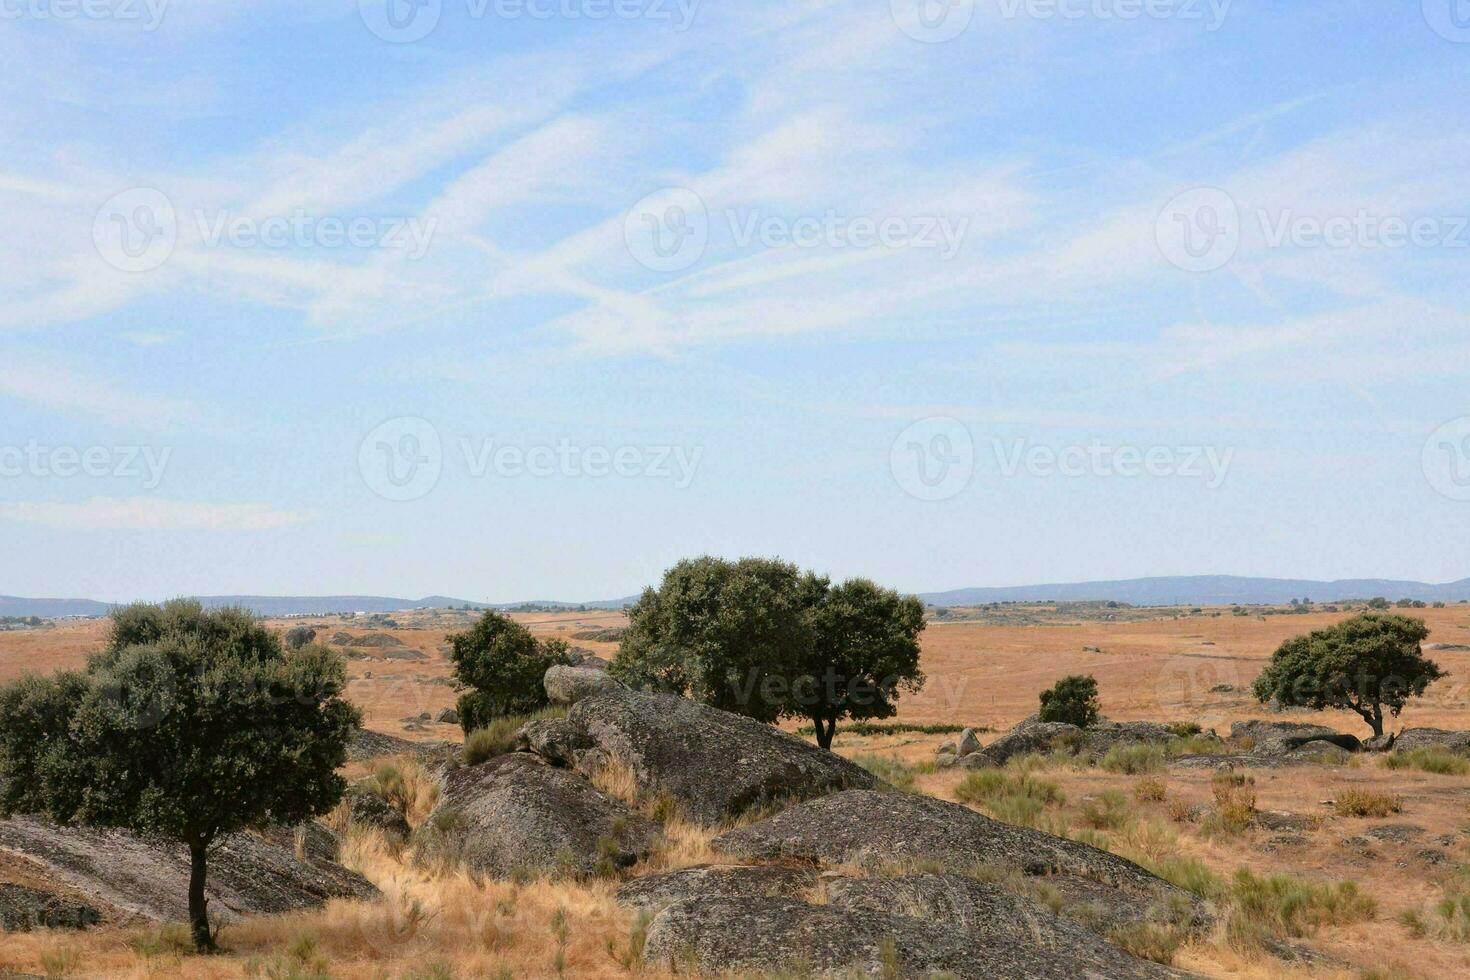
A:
[
  {"xmin": 0, "ymin": 600, "xmax": 359, "ymax": 951},
  {"xmin": 449, "ymin": 610, "xmax": 572, "ymax": 731},
  {"xmin": 1251, "ymin": 613, "xmax": 1442, "ymax": 737},
  {"xmin": 1037, "ymin": 674, "xmax": 1101, "ymax": 728},
  {"xmin": 610, "ymin": 556, "xmax": 927, "ymax": 746}
]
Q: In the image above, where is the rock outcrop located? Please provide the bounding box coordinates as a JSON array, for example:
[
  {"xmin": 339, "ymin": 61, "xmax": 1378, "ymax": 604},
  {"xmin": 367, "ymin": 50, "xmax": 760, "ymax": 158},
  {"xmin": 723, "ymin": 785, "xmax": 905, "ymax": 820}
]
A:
[
  {"xmin": 617, "ymin": 864, "xmax": 818, "ymax": 909},
  {"xmin": 641, "ymin": 892, "xmax": 1181, "ymax": 979},
  {"xmin": 520, "ymin": 688, "xmax": 877, "ymax": 824},
  {"xmin": 1230, "ymin": 720, "xmax": 1360, "ymax": 756},
  {"xmin": 0, "ymin": 883, "xmax": 101, "ymax": 932},
  {"xmin": 1391, "ymin": 728, "xmax": 1470, "ymax": 753},
  {"xmin": 0, "ymin": 816, "xmax": 377, "ymax": 927},
  {"xmin": 543, "ymin": 664, "xmax": 624, "ymax": 705},
  {"xmin": 711, "ymin": 790, "xmax": 1205, "ymax": 922},
  {"xmin": 416, "ymin": 753, "xmax": 658, "ymax": 877},
  {"xmin": 970, "ymin": 716, "xmax": 1198, "ymax": 767}
]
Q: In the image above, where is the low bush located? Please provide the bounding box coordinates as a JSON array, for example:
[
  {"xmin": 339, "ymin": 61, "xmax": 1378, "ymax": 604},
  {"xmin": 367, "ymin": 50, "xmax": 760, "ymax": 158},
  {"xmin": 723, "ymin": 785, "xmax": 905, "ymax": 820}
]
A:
[
  {"xmin": 1206, "ymin": 769, "xmax": 1255, "ymax": 834},
  {"xmin": 1133, "ymin": 778, "xmax": 1167, "ymax": 802},
  {"xmin": 360, "ymin": 757, "xmax": 441, "ymax": 828},
  {"xmin": 1079, "ymin": 789, "xmax": 1132, "ymax": 830},
  {"xmin": 1382, "ymin": 747, "xmax": 1470, "ymax": 776},
  {"xmin": 853, "ymin": 753, "xmax": 917, "ymax": 792},
  {"xmin": 955, "ymin": 768, "xmax": 1065, "ymax": 830},
  {"xmin": 464, "ymin": 707, "xmax": 567, "ymax": 765},
  {"xmin": 1333, "ymin": 788, "xmax": 1404, "ymax": 818},
  {"xmin": 1037, "ymin": 674, "xmax": 1100, "ymax": 727},
  {"xmin": 1100, "ymin": 744, "xmax": 1164, "ymax": 775},
  {"xmin": 1229, "ymin": 868, "xmax": 1376, "ymax": 937}
]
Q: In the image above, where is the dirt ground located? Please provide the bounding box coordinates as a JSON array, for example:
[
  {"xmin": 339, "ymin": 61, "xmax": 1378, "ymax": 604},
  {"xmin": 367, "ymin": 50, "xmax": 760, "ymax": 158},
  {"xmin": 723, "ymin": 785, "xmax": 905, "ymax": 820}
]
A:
[{"xmin": 4, "ymin": 603, "xmax": 1470, "ymax": 978}]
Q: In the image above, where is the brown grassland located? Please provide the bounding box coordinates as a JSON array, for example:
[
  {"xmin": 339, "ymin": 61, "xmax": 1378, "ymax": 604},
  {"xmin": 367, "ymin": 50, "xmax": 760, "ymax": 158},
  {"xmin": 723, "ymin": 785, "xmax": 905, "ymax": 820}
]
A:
[{"xmin": 3, "ymin": 604, "xmax": 1470, "ymax": 978}]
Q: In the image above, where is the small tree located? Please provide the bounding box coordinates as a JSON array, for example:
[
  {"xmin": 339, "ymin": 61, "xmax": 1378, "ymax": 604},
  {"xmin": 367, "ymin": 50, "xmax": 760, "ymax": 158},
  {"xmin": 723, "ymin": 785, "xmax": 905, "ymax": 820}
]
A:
[
  {"xmin": 0, "ymin": 600, "xmax": 358, "ymax": 951},
  {"xmin": 449, "ymin": 611, "xmax": 571, "ymax": 731},
  {"xmin": 789, "ymin": 578, "xmax": 926, "ymax": 749},
  {"xmin": 1038, "ymin": 674, "xmax": 1100, "ymax": 727},
  {"xmin": 284, "ymin": 625, "xmax": 317, "ymax": 650},
  {"xmin": 610, "ymin": 556, "xmax": 816, "ymax": 724},
  {"xmin": 1252, "ymin": 613, "xmax": 1443, "ymax": 738}
]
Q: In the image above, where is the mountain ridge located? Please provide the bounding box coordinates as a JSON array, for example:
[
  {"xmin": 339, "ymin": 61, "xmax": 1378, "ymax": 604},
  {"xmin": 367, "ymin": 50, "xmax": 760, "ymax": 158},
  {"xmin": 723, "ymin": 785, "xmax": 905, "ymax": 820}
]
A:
[{"xmin": 4, "ymin": 575, "xmax": 1468, "ymax": 619}]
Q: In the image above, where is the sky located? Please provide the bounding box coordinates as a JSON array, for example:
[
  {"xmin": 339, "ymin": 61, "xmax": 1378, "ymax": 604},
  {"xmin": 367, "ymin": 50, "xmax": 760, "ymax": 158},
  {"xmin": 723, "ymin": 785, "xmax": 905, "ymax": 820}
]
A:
[{"xmin": 1, "ymin": 0, "xmax": 1468, "ymax": 603}]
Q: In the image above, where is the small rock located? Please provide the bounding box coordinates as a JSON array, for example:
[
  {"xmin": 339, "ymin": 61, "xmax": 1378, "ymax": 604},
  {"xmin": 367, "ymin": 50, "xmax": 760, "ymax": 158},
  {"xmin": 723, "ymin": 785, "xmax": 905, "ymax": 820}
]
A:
[
  {"xmin": 435, "ymin": 707, "xmax": 459, "ymax": 725},
  {"xmin": 955, "ymin": 728, "xmax": 981, "ymax": 758}
]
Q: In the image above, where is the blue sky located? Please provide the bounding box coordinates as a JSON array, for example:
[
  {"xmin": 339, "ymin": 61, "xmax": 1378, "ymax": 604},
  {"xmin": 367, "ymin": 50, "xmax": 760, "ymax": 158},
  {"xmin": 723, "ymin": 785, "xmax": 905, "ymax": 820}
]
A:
[{"xmin": 2, "ymin": 0, "xmax": 1468, "ymax": 603}]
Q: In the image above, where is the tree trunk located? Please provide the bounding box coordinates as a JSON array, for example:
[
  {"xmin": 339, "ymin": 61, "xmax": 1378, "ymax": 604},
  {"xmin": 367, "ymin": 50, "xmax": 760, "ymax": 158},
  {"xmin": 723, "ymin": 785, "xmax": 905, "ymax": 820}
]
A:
[
  {"xmin": 188, "ymin": 841, "xmax": 214, "ymax": 952},
  {"xmin": 1368, "ymin": 707, "xmax": 1384, "ymax": 739},
  {"xmin": 813, "ymin": 717, "xmax": 836, "ymax": 750}
]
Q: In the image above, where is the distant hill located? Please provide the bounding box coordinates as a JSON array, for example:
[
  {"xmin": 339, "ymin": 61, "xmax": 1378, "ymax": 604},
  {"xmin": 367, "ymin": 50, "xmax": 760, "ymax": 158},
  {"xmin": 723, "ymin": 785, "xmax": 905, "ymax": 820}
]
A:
[
  {"xmin": 5, "ymin": 576, "xmax": 1467, "ymax": 620},
  {"xmin": 918, "ymin": 575, "xmax": 1470, "ymax": 607},
  {"xmin": 0, "ymin": 594, "xmax": 638, "ymax": 619}
]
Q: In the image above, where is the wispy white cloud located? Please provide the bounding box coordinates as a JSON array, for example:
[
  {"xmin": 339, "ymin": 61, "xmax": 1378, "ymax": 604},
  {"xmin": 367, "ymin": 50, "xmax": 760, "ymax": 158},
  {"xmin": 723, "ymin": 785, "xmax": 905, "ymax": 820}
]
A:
[
  {"xmin": 0, "ymin": 355, "xmax": 199, "ymax": 430},
  {"xmin": 0, "ymin": 497, "xmax": 313, "ymax": 531}
]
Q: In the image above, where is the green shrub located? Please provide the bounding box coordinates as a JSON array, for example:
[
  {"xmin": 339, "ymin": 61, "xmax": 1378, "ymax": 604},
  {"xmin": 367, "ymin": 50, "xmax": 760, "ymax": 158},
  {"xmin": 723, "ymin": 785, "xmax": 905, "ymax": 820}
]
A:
[
  {"xmin": 1382, "ymin": 747, "xmax": 1470, "ymax": 776},
  {"xmin": 1229, "ymin": 868, "xmax": 1375, "ymax": 937},
  {"xmin": 1166, "ymin": 722, "xmax": 1202, "ymax": 737},
  {"xmin": 1134, "ymin": 778, "xmax": 1167, "ymax": 802},
  {"xmin": 955, "ymin": 768, "xmax": 1064, "ymax": 829},
  {"xmin": 464, "ymin": 706, "xmax": 567, "ymax": 765},
  {"xmin": 1333, "ymin": 788, "xmax": 1403, "ymax": 818},
  {"xmin": 1079, "ymin": 789, "xmax": 1132, "ymax": 830},
  {"xmin": 1100, "ymin": 744, "xmax": 1164, "ymax": 774},
  {"xmin": 853, "ymin": 753, "xmax": 917, "ymax": 792},
  {"xmin": 1037, "ymin": 674, "xmax": 1100, "ymax": 728},
  {"xmin": 449, "ymin": 611, "xmax": 573, "ymax": 731}
]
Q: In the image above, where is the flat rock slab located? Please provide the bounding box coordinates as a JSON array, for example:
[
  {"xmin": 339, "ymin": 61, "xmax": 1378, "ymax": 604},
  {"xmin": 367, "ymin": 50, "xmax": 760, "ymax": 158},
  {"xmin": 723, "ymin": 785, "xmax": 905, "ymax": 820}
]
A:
[
  {"xmin": 617, "ymin": 864, "xmax": 818, "ymax": 908},
  {"xmin": 711, "ymin": 790, "xmax": 1204, "ymax": 920},
  {"xmin": 642, "ymin": 894, "xmax": 1183, "ymax": 979},
  {"xmin": 418, "ymin": 753, "xmax": 658, "ymax": 878},
  {"xmin": 0, "ymin": 882, "xmax": 101, "ymax": 932},
  {"xmin": 525, "ymin": 689, "xmax": 877, "ymax": 825},
  {"xmin": 0, "ymin": 817, "xmax": 377, "ymax": 926},
  {"xmin": 1230, "ymin": 720, "xmax": 1359, "ymax": 756},
  {"xmin": 977, "ymin": 717, "xmax": 1196, "ymax": 767}
]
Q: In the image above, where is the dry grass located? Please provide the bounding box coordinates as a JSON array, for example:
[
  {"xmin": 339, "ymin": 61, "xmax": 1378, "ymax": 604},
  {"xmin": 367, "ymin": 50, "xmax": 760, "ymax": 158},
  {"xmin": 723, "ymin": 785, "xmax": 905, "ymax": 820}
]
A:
[
  {"xmin": 358, "ymin": 757, "xmax": 442, "ymax": 829},
  {"xmin": 1332, "ymin": 788, "xmax": 1404, "ymax": 818}
]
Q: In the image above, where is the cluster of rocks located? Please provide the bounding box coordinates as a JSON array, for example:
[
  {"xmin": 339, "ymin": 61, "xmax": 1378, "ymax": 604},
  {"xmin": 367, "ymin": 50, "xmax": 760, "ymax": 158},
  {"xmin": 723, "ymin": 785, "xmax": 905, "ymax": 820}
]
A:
[
  {"xmin": 403, "ymin": 670, "xmax": 1204, "ymax": 976},
  {"xmin": 938, "ymin": 716, "xmax": 1215, "ymax": 768}
]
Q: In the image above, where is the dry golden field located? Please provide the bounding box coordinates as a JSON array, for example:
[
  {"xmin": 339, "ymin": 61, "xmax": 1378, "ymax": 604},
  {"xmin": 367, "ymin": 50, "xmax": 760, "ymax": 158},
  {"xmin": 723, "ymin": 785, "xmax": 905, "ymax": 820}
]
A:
[{"xmin": 4, "ymin": 604, "xmax": 1470, "ymax": 978}]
